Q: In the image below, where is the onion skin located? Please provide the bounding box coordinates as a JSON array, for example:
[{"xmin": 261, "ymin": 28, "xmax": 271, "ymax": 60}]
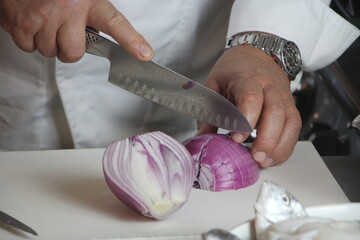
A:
[
  {"xmin": 183, "ymin": 133, "xmax": 261, "ymax": 191},
  {"xmin": 102, "ymin": 131, "xmax": 195, "ymax": 220}
]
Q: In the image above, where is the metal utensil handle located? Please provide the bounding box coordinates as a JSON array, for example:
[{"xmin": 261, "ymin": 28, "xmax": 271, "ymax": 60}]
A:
[
  {"xmin": 352, "ymin": 114, "xmax": 360, "ymax": 130},
  {"xmin": 85, "ymin": 28, "xmax": 115, "ymax": 58},
  {"xmin": 0, "ymin": 211, "xmax": 38, "ymax": 236},
  {"xmin": 85, "ymin": 28, "xmax": 101, "ymax": 44}
]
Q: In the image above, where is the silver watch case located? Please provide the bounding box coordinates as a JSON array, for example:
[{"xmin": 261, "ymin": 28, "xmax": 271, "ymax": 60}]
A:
[{"xmin": 226, "ymin": 32, "xmax": 302, "ymax": 80}]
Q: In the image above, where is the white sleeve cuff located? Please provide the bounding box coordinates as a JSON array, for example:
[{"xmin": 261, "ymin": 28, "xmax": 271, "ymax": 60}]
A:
[{"xmin": 228, "ymin": 0, "xmax": 360, "ymax": 72}]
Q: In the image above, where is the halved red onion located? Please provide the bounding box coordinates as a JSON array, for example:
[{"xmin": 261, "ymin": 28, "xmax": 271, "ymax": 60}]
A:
[
  {"xmin": 183, "ymin": 133, "xmax": 260, "ymax": 191},
  {"xmin": 103, "ymin": 131, "xmax": 195, "ymax": 219}
]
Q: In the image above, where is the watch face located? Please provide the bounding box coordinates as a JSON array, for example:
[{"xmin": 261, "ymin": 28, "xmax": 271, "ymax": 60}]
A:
[{"xmin": 281, "ymin": 41, "xmax": 302, "ymax": 79}]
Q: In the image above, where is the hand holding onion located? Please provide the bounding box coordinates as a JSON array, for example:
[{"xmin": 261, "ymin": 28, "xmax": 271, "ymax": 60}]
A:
[
  {"xmin": 103, "ymin": 131, "xmax": 260, "ymax": 219},
  {"xmin": 198, "ymin": 45, "xmax": 302, "ymax": 168}
]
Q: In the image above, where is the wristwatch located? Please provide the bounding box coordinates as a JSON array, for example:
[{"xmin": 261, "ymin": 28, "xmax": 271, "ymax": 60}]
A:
[{"xmin": 225, "ymin": 32, "xmax": 302, "ymax": 80}]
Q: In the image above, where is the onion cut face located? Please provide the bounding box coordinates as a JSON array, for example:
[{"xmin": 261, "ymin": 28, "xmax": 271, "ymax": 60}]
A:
[
  {"xmin": 183, "ymin": 133, "xmax": 260, "ymax": 191},
  {"xmin": 103, "ymin": 131, "xmax": 195, "ymax": 220}
]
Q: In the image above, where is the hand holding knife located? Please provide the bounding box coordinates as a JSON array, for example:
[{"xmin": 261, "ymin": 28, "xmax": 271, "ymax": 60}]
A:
[{"xmin": 84, "ymin": 28, "xmax": 252, "ymax": 134}]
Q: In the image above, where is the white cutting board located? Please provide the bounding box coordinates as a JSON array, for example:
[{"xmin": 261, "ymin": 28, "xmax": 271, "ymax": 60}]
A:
[{"xmin": 0, "ymin": 141, "xmax": 348, "ymax": 240}]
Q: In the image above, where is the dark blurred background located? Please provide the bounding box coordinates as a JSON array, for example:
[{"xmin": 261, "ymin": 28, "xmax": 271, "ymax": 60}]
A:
[{"xmin": 294, "ymin": 0, "xmax": 360, "ymax": 156}]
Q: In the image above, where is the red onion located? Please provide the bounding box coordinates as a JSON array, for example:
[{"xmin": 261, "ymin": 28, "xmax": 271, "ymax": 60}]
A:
[
  {"xmin": 102, "ymin": 131, "xmax": 195, "ymax": 219},
  {"xmin": 103, "ymin": 132, "xmax": 261, "ymax": 219},
  {"xmin": 183, "ymin": 133, "xmax": 260, "ymax": 191}
]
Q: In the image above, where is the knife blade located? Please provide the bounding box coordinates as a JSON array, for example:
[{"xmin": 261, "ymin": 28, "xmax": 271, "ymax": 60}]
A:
[
  {"xmin": 0, "ymin": 211, "xmax": 38, "ymax": 236},
  {"xmin": 85, "ymin": 28, "xmax": 252, "ymax": 133}
]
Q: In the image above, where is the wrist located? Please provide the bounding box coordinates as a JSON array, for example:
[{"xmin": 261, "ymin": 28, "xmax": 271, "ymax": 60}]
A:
[
  {"xmin": 225, "ymin": 32, "xmax": 302, "ymax": 80},
  {"xmin": 225, "ymin": 44, "xmax": 290, "ymax": 82}
]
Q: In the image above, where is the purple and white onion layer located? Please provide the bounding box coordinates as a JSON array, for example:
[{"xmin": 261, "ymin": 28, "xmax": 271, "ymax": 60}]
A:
[
  {"xmin": 103, "ymin": 131, "xmax": 195, "ymax": 219},
  {"xmin": 183, "ymin": 133, "xmax": 260, "ymax": 191}
]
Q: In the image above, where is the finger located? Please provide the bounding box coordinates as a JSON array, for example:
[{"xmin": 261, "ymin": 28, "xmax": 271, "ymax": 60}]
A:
[
  {"xmin": 10, "ymin": 12, "xmax": 42, "ymax": 53},
  {"xmin": 251, "ymin": 85, "xmax": 287, "ymax": 167},
  {"xmin": 88, "ymin": 0, "xmax": 153, "ymax": 61},
  {"xmin": 231, "ymin": 78, "xmax": 264, "ymax": 142},
  {"xmin": 57, "ymin": 17, "xmax": 86, "ymax": 63},
  {"xmin": 196, "ymin": 121, "xmax": 218, "ymax": 136},
  {"xmin": 11, "ymin": 29, "xmax": 36, "ymax": 52},
  {"xmin": 265, "ymin": 101, "xmax": 302, "ymax": 167},
  {"xmin": 35, "ymin": 20, "xmax": 60, "ymax": 58}
]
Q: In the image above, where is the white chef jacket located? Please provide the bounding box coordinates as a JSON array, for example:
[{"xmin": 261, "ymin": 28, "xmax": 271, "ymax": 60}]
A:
[{"xmin": 0, "ymin": 0, "xmax": 359, "ymax": 151}]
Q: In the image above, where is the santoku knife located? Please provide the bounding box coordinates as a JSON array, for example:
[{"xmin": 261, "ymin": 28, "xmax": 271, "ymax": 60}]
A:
[{"xmin": 85, "ymin": 28, "xmax": 252, "ymax": 133}]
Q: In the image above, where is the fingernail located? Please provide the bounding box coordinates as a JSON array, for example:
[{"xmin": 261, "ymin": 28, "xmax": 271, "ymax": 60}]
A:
[
  {"xmin": 262, "ymin": 158, "xmax": 273, "ymax": 168},
  {"xmin": 254, "ymin": 151, "xmax": 267, "ymax": 163},
  {"xmin": 232, "ymin": 133, "xmax": 244, "ymax": 143},
  {"xmin": 139, "ymin": 45, "xmax": 153, "ymax": 58}
]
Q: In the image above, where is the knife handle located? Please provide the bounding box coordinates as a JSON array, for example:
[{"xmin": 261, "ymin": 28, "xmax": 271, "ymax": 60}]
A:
[{"xmin": 85, "ymin": 28, "xmax": 115, "ymax": 59}]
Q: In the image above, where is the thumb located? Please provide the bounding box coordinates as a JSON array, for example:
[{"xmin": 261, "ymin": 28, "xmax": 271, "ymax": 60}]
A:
[{"xmin": 88, "ymin": 0, "xmax": 153, "ymax": 61}]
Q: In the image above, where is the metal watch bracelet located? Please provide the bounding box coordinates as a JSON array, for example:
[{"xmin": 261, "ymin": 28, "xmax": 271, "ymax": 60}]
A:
[
  {"xmin": 225, "ymin": 32, "xmax": 286, "ymax": 54},
  {"xmin": 225, "ymin": 32, "xmax": 302, "ymax": 80}
]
